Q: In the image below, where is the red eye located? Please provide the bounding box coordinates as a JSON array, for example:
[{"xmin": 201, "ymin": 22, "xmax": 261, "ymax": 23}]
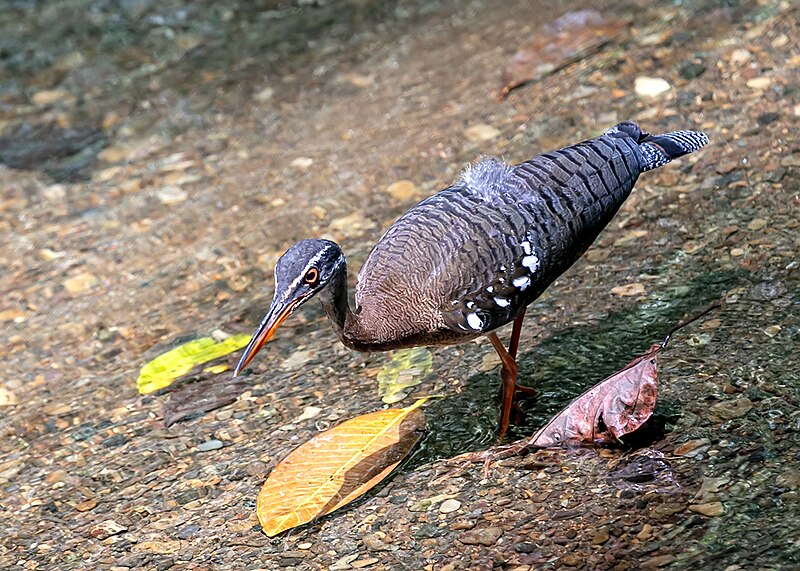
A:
[{"xmin": 304, "ymin": 268, "xmax": 319, "ymax": 285}]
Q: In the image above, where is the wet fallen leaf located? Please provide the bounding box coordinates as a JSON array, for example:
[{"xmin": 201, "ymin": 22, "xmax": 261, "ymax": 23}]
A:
[
  {"xmin": 501, "ymin": 10, "xmax": 629, "ymax": 98},
  {"xmin": 377, "ymin": 347, "xmax": 433, "ymax": 404},
  {"xmin": 137, "ymin": 334, "xmax": 251, "ymax": 394},
  {"xmin": 529, "ymin": 344, "xmax": 660, "ymax": 447},
  {"xmin": 257, "ymin": 398, "xmax": 428, "ymax": 536},
  {"xmin": 163, "ymin": 375, "xmax": 250, "ymax": 427}
]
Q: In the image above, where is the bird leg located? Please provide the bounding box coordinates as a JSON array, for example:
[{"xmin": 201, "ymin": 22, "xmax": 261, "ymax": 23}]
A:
[{"xmin": 488, "ymin": 309, "xmax": 537, "ymax": 437}]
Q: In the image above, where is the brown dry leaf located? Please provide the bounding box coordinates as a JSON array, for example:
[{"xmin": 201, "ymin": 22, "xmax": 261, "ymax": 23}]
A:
[
  {"xmin": 500, "ymin": 10, "xmax": 629, "ymax": 99},
  {"xmin": 257, "ymin": 398, "xmax": 428, "ymax": 536},
  {"xmin": 529, "ymin": 344, "xmax": 660, "ymax": 447}
]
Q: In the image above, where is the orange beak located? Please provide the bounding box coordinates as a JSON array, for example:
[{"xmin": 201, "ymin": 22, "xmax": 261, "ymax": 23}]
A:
[{"xmin": 233, "ymin": 297, "xmax": 302, "ymax": 376}]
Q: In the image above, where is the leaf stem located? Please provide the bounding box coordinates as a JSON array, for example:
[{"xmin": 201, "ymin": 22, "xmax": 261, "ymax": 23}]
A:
[{"xmin": 661, "ymin": 301, "xmax": 721, "ymax": 349}]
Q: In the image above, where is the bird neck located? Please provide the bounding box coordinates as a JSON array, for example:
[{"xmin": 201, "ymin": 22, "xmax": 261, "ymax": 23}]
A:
[{"xmin": 318, "ymin": 258, "xmax": 358, "ymax": 348}]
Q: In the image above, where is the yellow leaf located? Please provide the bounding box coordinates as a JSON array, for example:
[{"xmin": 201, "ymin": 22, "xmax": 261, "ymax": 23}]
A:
[
  {"xmin": 377, "ymin": 347, "xmax": 433, "ymax": 404},
  {"xmin": 136, "ymin": 334, "xmax": 251, "ymax": 394},
  {"xmin": 257, "ymin": 398, "xmax": 429, "ymax": 536}
]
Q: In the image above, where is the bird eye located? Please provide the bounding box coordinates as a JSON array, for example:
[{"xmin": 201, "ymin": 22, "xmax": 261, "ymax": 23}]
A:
[{"xmin": 304, "ymin": 267, "xmax": 319, "ymax": 285}]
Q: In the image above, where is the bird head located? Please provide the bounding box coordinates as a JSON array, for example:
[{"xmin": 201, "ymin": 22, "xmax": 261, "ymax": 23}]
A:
[{"xmin": 233, "ymin": 239, "xmax": 344, "ymax": 376}]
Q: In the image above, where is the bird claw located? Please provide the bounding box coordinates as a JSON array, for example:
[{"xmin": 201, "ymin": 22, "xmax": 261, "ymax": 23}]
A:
[{"xmin": 432, "ymin": 442, "xmax": 525, "ymax": 485}]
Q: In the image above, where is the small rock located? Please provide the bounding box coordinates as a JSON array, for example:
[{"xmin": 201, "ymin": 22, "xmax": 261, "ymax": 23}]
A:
[
  {"xmin": 329, "ymin": 212, "xmax": 377, "ymax": 239},
  {"xmin": 197, "ymin": 439, "xmax": 224, "ymax": 452},
  {"xmin": 592, "ymin": 529, "xmax": 610, "ymax": 545},
  {"xmin": 157, "ymin": 186, "xmax": 188, "ymax": 205},
  {"xmin": 64, "ymin": 272, "xmax": 98, "ymax": 295},
  {"xmin": 295, "ymin": 406, "xmax": 322, "ymax": 422},
  {"xmin": 730, "ymin": 49, "xmax": 752, "ymax": 64},
  {"xmin": 385, "ymin": 180, "xmax": 417, "ymax": 201},
  {"xmin": 351, "ymin": 557, "xmax": 379, "ymax": 568},
  {"xmin": 708, "ymin": 398, "xmax": 752, "ymax": 421},
  {"xmin": 281, "ymin": 349, "xmax": 314, "ymax": 371},
  {"xmin": 746, "ymin": 77, "xmax": 771, "ymax": 90},
  {"xmin": 689, "ymin": 501, "xmax": 724, "ymax": 517},
  {"xmin": 611, "ymin": 283, "xmax": 646, "ymax": 297},
  {"xmin": 132, "ymin": 540, "xmax": 182, "ymax": 555},
  {"xmin": 678, "ymin": 61, "xmax": 706, "ymax": 80},
  {"xmin": 439, "ymin": 499, "xmax": 461, "ymax": 513},
  {"xmin": 254, "ymin": 87, "xmax": 274, "ymax": 102},
  {"xmin": 90, "ymin": 520, "xmax": 128, "ymax": 539},
  {"xmin": 290, "ymin": 157, "xmax": 314, "ymax": 169},
  {"xmin": 458, "ymin": 526, "xmax": 504, "ymax": 546},
  {"xmin": 0, "ymin": 309, "xmax": 25, "ymax": 323},
  {"xmin": 642, "ymin": 554, "xmax": 676, "ymax": 568},
  {"xmin": 98, "ymin": 146, "xmax": 132, "ymax": 163},
  {"xmin": 75, "ymin": 498, "xmax": 98, "ymax": 512},
  {"xmin": 0, "ymin": 387, "xmax": 18, "ymax": 406},
  {"xmin": 344, "ymin": 73, "xmax": 374, "ymax": 88},
  {"xmin": 634, "ymin": 77, "xmax": 671, "ymax": 97},
  {"xmin": 763, "ymin": 325, "xmax": 781, "ymax": 337},
  {"xmin": 32, "ymin": 89, "xmax": 74, "ymax": 106},
  {"xmin": 747, "ymin": 218, "xmax": 767, "ymax": 231},
  {"xmin": 362, "ymin": 534, "xmax": 389, "ymax": 551},
  {"xmin": 465, "ymin": 124, "xmax": 501, "ymax": 143},
  {"xmin": 636, "ymin": 523, "xmax": 653, "ymax": 541},
  {"xmin": 757, "ymin": 112, "xmax": 779, "ymax": 126}
]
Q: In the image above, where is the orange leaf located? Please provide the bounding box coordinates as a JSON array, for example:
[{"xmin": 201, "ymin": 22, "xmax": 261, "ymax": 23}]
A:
[{"xmin": 257, "ymin": 399, "xmax": 428, "ymax": 536}]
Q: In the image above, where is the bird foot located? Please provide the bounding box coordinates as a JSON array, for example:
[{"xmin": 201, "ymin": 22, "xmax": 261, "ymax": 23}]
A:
[
  {"xmin": 432, "ymin": 439, "xmax": 532, "ymax": 485},
  {"xmin": 514, "ymin": 383, "xmax": 538, "ymax": 396}
]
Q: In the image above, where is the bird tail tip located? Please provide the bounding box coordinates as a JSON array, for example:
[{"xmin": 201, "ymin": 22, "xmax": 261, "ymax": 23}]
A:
[{"xmin": 605, "ymin": 121, "xmax": 709, "ymax": 171}]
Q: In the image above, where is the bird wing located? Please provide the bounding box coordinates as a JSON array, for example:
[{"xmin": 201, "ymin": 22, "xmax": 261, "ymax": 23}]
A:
[{"xmin": 357, "ymin": 132, "xmax": 644, "ymax": 337}]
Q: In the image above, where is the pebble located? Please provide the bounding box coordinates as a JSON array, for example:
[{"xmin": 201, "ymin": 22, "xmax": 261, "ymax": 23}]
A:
[
  {"xmin": 708, "ymin": 398, "xmax": 752, "ymax": 421},
  {"xmin": 458, "ymin": 526, "xmax": 504, "ymax": 546},
  {"xmin": 636, "ymin": 523, "xmax": 653, "ymax": 541},
  {"xmin": 591, "ymin": 529, "xmax": 610, "ymax": 545},
  {"xmin": 32, "ymin": 89, "xmax": 74, "ymax": 106},
  {"xmin": 156, "ymin": 186, "xmax": 188, "ymax": 205},
  {"xmin": 611, "ymin": 283, "xmax": 646, "ymax": 297},
  {"xmin": 634, "ymin": 77, "xmax": 671, "ymax": 97},
  {"xmin": 0, "ymin": 387, "xmax": 18, "ymax": 406},
  {"xmin": 0, "ymin": 309, "xmax": 25, "ymax": 323},
  {"xmin": 747, "ymin": 218, "xmax": 767, "ymax": 231},
  {"xmin": 642, "ymin": 554, "xmax": 676, "ymax": 568},
  {"xmin": 351, "ymin": 557, "xmax": 379, "ymax": 568},
  {"xmin": 290, "ymin": 157, "xmax": 314, "ymax": 169},
  {"xmin": 362, "ymin": 534, "xmax": 389, "ymax": 551},
  {"xmin": 132, "ymin": 540, "xmax": 182, "ymax": 555},
  {"xmin": 439, "ymin": 499, "xmax": 461, "ymax": 513},
  {"xmin": 746, "ymin": 77, "xmax": 772, "ymax": 90},
  {"xmin": 197, "ymin": 439, "xmax": 224, "ymax": 452},
  {"xmin": 253, "ymin": 87, "xmax": 274, "ymax": 102},
  {"xmin": 689, "ymin": 501, "xmax": 725, "ymax": 517},
  {"xmin": 64, "ymin": 272, "xmax": 98, "ymax": 295},
  {"xmin": 295, "ymin": 406, "xmax": 322, "ymax": 422},
  {"xmin": 89, "ymin": 520, "xmax": 128, "ymax": 539},
  {"xmin": 464, "ymin": 124, "xmax": 501, "ymax": 143},
  {"xmin": 385, "ymin": 180, "xmax": 417, "ymax": 201}
]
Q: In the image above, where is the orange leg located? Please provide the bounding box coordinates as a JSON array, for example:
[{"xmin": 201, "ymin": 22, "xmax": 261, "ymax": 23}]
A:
[{"xmin": 488, "ymin": 308, "xmax": 531, "ymax": 438}]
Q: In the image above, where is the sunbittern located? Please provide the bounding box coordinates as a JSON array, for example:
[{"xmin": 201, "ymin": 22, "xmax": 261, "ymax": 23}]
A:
[{"xmin": 234, "ymin": 121, "xmax": 708, "ymax": 436}]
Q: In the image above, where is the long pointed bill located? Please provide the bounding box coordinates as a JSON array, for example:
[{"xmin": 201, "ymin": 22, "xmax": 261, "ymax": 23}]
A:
[{"xmin": 233, "ymin": 297, "xmax": 301, "ymax": 376}]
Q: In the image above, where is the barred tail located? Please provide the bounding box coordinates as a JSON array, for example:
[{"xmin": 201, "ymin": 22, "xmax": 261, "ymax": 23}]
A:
[{"xmin": 604, "ymin": 121, "xmax": 709, "ymax": 172}]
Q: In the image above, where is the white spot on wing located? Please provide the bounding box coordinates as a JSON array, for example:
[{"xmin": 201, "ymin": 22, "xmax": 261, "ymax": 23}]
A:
[
  {"xmin": 466, "ymin": 312, "xmax": 483, "ymax": 330},
  {"xmin": 513, "ymin": 276, "xmax": 530, "ymax": 291},
  {"xmin": 521, "ymin": 241, "xmax": 531, "ymax": 255},
  {"xmin": 522, "ymin": 253, "xmax": 539, "ymax": 272},
  {"xmin": 466, "ymin": 301, "xmax": 475, "ymax": 309},
  {"xmin": 494, "ymin": 297, "xmax": 510, "ymax": 307},
  {"xmin": 486, "ymin": 286, "xmax": 494, "ymax": 293}
]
